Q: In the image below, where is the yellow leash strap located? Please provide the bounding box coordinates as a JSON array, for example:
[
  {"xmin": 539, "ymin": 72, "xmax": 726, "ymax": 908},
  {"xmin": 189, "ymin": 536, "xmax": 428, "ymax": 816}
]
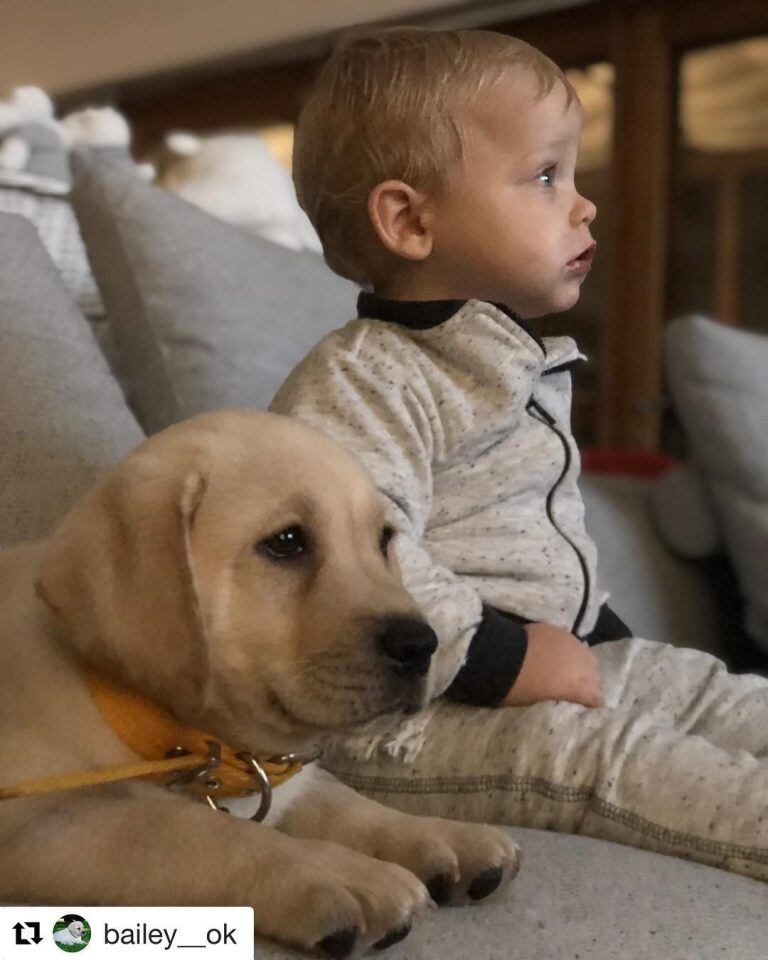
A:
[
  {"xmin": 0, "ymin": 754, "xmax": 203, "ymax": 801},
  {"xmin": 0, "ymin": 670, "xmax": 303, "ymax": 807}
]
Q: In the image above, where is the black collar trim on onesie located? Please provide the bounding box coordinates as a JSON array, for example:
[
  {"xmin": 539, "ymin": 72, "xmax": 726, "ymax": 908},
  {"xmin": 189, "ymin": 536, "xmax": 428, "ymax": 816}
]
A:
[
  {"xmin": 357, "ymin": 292, "xmax": 469, "ymax": 329},
  {"xmin": 356, "ymin": 291, "xmax": 547, "ymax": 354}
]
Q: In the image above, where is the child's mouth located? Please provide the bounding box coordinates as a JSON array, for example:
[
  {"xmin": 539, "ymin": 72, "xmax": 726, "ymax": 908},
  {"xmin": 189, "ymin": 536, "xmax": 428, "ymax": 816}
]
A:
[{"xmin": 567, "ymin": 242, "xmax": 597, "ymax": 274}]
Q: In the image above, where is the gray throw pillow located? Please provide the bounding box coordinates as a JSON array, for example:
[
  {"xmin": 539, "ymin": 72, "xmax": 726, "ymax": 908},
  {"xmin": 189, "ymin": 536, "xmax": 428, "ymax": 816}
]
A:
[
  {"xmin": 666, "ymin": 314, "xmax": 768, "ymax": 651},
  {"xmin": 69, "ymin": 149, "xmax": 358, "ymax": 434},
  {"xmin": 0, "ymin": 186, "xmax": 104, "ymax": 321},
  {"xmin": 582, "ymin": 473, "xmax": 723, "ymax": 656},
  {"xmin": 0, "ymin": 212, "xmax": 143, "ymax": 545},
  {"xmin": 648, "ymin": 463, "xmax": 721, "ymax": 560}
]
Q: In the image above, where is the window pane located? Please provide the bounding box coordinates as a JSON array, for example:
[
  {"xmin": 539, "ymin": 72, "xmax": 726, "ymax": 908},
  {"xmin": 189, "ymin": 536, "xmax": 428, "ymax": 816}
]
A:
[
  {"xmin": 257, "ymin": 123, "xmax": 295, "ymax": 169},
  {"xmin": 670, "ymin": 37, "xmax": 768, "ymax": 330}
]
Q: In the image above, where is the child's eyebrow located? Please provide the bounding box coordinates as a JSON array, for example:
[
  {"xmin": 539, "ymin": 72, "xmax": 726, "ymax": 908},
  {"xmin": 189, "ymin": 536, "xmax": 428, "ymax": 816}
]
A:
[{"xmin": 522, "ymin": 134, "xmax": 578, "ymax": 160}]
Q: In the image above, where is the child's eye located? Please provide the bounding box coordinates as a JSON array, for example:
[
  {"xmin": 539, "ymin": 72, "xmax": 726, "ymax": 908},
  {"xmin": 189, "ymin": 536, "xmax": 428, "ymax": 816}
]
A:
[{"xmin": 537, "ymin": 165, "xmax": 557, "ymax": 186}]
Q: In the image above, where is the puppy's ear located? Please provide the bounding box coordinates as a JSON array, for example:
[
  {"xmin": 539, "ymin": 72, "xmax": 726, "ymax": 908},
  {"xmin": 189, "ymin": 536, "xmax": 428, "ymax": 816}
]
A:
[{"xmin": 37, "ymin": 460, "xmax": 211, "ymax": 722}]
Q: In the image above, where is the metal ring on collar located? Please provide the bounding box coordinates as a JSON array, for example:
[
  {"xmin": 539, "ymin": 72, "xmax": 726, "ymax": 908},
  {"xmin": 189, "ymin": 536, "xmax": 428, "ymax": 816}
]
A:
[
  {"xmin": 236, "ymin": 752, "xmax": 273, "ymax": 822},
  {"xmin": 205, "ymin": 753, "xmax": 273, "ymax": 820}
]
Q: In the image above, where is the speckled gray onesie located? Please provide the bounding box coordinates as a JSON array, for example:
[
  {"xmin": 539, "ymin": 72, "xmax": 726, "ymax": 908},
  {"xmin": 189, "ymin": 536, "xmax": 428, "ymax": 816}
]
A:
[{"xmin": 270, "ymin": 296, "xmax": 768, "ymax": 881}]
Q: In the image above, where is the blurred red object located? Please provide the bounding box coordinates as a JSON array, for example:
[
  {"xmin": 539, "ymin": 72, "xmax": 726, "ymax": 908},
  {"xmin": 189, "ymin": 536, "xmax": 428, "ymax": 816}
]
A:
[{"xmin": 581, "ymin": 447, "xmax": 679, "ymax": 478}]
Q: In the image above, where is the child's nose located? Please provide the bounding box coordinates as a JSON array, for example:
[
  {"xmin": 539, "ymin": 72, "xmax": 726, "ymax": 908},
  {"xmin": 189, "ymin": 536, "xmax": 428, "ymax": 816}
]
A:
[{"xmin": 573, "ymin": 193, "xmax": 597, "ymax": 227}]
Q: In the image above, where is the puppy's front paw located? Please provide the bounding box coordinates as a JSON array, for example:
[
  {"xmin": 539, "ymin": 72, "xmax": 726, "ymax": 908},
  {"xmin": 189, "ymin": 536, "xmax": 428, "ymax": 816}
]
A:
[
  {"xmin": 253, "ymin": 838, "xmax": 430, "ymax": 957},
  {"xmin": 372, "ymin": 815, "xmax": 520, "ymax": 908}
]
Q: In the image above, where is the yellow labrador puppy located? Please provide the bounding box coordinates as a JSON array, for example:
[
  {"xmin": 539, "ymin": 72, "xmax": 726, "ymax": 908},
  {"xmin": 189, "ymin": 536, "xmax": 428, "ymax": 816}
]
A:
[{"xmin": 0, "ymin": 410, "xmax": 518, "ymax": 957}]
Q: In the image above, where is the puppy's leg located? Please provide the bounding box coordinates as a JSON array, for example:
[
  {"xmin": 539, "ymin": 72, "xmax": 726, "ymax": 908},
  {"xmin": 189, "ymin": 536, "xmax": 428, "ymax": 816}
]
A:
[
  {"xmin": 277, "ymin": 766, "xmax": 520, "ymax": 907},
  {"xmin": 1, "ymin": 790, "xmax": 429, "ymax": 957}
]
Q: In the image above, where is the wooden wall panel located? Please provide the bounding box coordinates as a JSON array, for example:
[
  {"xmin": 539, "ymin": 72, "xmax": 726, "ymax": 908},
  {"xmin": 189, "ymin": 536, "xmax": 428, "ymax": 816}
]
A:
[
  {"xmin": 120, "ymin": 60, "xmax": 320, "ymax": 156},
  {"xmin": 600, "ymin": 4, "xmax": 674, "ymax": 448}
]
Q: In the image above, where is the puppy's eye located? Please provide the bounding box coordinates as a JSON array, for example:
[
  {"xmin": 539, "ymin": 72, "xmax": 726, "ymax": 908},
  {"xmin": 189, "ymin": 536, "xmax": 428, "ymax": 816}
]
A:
[
  {"xmin": 379, "ymin": 525, "xmax": 395, "ymax": 557},
  {"xmin": 259, "ymin": 525, "xmax": 308, "ymax": 560}
]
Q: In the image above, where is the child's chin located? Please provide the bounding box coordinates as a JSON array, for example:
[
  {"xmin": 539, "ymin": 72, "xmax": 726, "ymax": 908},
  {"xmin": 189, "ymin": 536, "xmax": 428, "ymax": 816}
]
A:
[
  {"xmin": 550, "ymin": 285, "xmax": 582, "ymax": 314},
  {"xmin": 519, "ymin": 286, "xmax": 580, "ymax": 318},
  {"xmin": 540, "ymin": 299, "xmax": 577, "ymax": 318}
]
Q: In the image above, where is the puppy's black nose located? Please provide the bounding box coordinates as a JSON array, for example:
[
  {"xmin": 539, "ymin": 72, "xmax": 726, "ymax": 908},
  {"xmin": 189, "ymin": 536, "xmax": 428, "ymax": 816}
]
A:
[{"xmin": 377, "ymin": 616, "xmax": 438, "ymax": 676}]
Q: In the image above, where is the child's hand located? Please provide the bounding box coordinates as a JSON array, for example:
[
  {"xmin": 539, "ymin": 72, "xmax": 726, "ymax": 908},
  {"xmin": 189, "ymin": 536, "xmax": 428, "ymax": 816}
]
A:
[{"xmin": 502, "ymin": 622, "xmax": 604, "ymax": 708}]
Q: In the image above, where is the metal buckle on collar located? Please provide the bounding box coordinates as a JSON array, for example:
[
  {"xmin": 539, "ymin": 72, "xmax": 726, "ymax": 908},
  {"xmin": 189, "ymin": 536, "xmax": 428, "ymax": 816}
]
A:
[
  {"xmin": 166, "ymin": 740, "xmax": 252, "ymax": 815},
  {"xmin": 166, "ymin": 744, "xmax": 315, "ymax": 823},
  {"xmin": 165, "ymin": 739, "xmax": 222, "ymax": 791}
]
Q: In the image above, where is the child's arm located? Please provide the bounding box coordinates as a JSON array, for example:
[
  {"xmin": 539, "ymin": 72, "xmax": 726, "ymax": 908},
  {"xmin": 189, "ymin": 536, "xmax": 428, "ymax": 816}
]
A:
[{"xmin": 503, "ymin": 622, "xmax": 604, "ymax": 707}]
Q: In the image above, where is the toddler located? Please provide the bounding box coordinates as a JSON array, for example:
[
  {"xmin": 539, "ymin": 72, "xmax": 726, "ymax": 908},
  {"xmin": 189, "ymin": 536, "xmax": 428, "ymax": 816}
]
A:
[{"xmin": 270, "ymin": 27, "xmax": 768, "ymax": 880}]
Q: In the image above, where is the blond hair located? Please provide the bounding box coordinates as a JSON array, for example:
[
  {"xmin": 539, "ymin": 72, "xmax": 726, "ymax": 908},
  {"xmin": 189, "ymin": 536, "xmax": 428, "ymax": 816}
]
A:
[{"xmin": 292, "ymin": 27, "xmax": 573, "ymax": 284}]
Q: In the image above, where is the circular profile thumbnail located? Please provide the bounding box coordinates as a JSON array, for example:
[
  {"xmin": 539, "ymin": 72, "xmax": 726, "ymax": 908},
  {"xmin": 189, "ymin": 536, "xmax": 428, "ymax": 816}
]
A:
[{"xmin": 53, "ymin": 914, "xmax": 91, "ymax": 952}]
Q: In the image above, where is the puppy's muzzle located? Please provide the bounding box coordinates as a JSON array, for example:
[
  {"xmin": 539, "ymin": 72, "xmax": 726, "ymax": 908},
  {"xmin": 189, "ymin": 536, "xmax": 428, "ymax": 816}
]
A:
[{"xmin": 377, "ymin": 616, "xmax": 438, "ymax": 677}]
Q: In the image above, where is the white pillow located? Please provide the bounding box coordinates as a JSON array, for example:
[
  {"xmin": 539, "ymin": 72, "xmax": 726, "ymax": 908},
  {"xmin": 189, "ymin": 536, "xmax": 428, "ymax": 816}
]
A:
[{"xmin": 666, "ymin": 314, "xmax": 768, "ymax": 651}]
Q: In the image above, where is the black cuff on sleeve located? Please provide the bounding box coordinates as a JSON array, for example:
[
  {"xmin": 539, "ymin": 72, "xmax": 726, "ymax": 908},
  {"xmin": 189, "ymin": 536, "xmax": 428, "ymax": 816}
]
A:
[
  {"xmin": 443, "ymin": 605, "xmax": 529, "ymax": 707},
  {"xmin": 582, "ymin": 604, "xmax": 633, "ymax": 645}
]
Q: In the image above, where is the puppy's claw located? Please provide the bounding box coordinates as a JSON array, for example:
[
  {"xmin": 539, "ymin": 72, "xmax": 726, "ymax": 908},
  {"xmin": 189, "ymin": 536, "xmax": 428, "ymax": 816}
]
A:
[
  {"xmin": 467, "ymin": 865, "xmax": 504, "ymax": 901},
  {"xmin": 425, "ymin": 873, "xmax": 454, "ymax": 906},
  {"xmin": 372, "ymin": 922, "xmax": 411, "ymax": 950},
  {"xmin": 315, "ymin": 926, "xmax": 358, "ymax": 959}
]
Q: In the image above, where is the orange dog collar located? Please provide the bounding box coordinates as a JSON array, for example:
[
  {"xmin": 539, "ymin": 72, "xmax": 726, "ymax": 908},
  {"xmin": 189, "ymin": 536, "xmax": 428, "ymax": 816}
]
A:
[
  {"xmin": 87, "ymin": 671, "xmax": 304, "ymax": 803},
  {"xmin": 0, "ymin": 671, "xmax": 305, "ymax": 822}
]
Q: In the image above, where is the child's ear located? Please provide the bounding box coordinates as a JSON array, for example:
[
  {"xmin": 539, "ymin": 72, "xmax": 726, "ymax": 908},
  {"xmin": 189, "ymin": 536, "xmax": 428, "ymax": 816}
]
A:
[{"xmin": 368, "ymin": 180, "xmax": 433, "ymax": 261}]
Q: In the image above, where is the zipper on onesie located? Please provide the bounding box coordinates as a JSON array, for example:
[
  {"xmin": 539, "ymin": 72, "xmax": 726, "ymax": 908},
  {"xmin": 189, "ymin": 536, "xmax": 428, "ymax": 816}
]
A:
[{"xmin": 526, "ymin": 398, "xmax": 591, "ymax": 635}]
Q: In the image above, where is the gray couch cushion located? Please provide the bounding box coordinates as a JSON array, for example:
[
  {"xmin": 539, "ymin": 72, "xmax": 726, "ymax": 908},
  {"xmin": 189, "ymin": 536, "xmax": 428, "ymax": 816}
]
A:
[
  {"xmin": 255, "ymin": 826, "xmax": 766, "ymax": 959},
  {"xmin": 69, "ymin": 150, "xmax": 358, "ymax": 435},
  {"xmin": 0, "ymin": 213, "xmax": 143, "ymax": 545},
  {"xmin": 666, "ymin": 315, "xmax": 768, "ymax": 652}
]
